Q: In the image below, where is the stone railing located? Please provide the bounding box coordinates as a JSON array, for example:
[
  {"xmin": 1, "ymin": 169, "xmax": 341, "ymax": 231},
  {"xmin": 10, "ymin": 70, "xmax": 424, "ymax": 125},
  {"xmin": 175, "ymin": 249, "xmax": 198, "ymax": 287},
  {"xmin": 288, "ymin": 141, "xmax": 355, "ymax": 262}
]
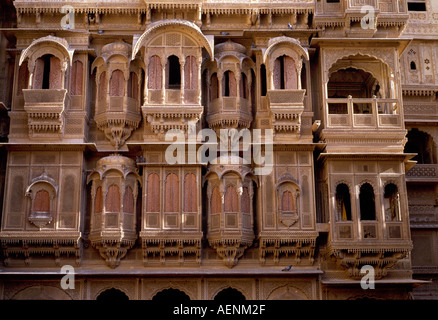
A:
[
  {"xmin": 326, "ymin": 97, "xmax": 402, "ymax": 129},
  {"xmin": 406, "ymin": 164, "xmax": 438, "ymax": 181}
]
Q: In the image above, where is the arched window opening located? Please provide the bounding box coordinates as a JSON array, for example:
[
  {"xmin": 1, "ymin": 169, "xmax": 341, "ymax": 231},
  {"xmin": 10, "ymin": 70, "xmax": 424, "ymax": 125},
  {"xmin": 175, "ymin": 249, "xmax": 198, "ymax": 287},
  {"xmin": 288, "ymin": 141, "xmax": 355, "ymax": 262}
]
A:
[
  {"xmin": 224, "ymin": 185, "xmax": 238, "ymax": 212},
  {"xmin": 214, "ymin": 287, "xmax": 246, "ymax": 301},
  {"xmin": 281, "ymin": 190, "xmax": 296, "ymax": 213},
  {"xmin": 106, "ymin": 185, "xmax": 120, "ymax": 212},
  {"xmin": 384, "ymin": 183, "xmax": 400, "ymax": 221},
  {"xmin": 260, "ymin": 64, "xmax": 267, "ymax": 96},
  {"xmin": 327, "ymin": 67, "xmax": 378, "ymax": 114},
  {"xmin": 148, "ymin": 55, "xmax": 162, "ymax": 90},
  {"xmin": 223, "ymin": 70, "xmax": 237, "ymax": 97},
  {"xmin": 241, "ymin": 187, "xmax": 250, "ymax": 214},
  {"xmin": 33, "ymin": 189, "xmax": 50, "ymax": 213},
  {"xmin": 359, "ymin": 183, "xmax": 376, "ymax": 221},
  {"xmin": 273, "ymin": 55, "xmax": 297, "ymax": 90},
  {"xmin": 167, "ymin": 55, "xmax": 181, "ymax": 89},
  {"xmin": 410, "ymin": 61, "xmax": 417, "ymax": 70},
  {"xmin": 404, "ymin": 128, "xmax": 436, "ymax": 164},
  {"xmin": 98, "ymin": 72, "xmax": 107, "ymax": 101},
  {"xmin": 96, "ymin": 288, "xmax": 129, "ymax": 301},
  {"xmin": 94, "ymin": 186, "xmax": 103, "ymax": 214},
  {"xmin": 152, "ymin": 289, "xmax": 190, "ymax": 301},
  {"xmin": 211, "ymin": 186, "xmax": 222, "ymax": 214},
  {"xmin": 301, "ymin": 61, "xmax": 307, "ymax": 92},
  {"xmin": 33, "ymin": 54, "xmax": 61, "ymax": 90},
  {"xmin": 240, "ymin": 72, "xmax": 248, "ymax": 99},
  {"xmin": 210, "ymin": 73, "xmax": 218, "ymax": 101},
  {"xmin": 336, "ymin": 183, "xmax": 351, "ymax": 221},
  {"xmin": 128, "ymin": 72, "xmax": 138, "ymax": 99},
  {"xmin": 146, "ymin": 173, "xmax": 160, "ymax": 213},
  {"xmin": 184, "ymin": 56, "xmax": 198, "ymax": 90},
  {"xmin": 71, "ymin": 60, "xmax": 83, "ymax": 95},
  {"xmin": 164, "ymin": 173, "xmax": 179, "ymax": 212},
  {"xmin": 109, "ymin": 69, "xmax": 125, "ymax": 97},
  {"xmin": 184, "ymin": 174, "xmax": 197, "ymax": 213},
  {"xmin": 123, "ymin": 186, "xmax": 134, "ymax": 214}
]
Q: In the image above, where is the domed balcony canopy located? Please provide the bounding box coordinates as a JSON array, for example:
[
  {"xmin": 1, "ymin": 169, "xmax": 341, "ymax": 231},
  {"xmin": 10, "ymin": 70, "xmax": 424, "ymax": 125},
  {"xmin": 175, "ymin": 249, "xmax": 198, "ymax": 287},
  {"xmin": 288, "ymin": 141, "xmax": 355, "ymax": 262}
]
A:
[{"xmin": 19, "ymin": 35, "xmax": 74, "ymax": 68}]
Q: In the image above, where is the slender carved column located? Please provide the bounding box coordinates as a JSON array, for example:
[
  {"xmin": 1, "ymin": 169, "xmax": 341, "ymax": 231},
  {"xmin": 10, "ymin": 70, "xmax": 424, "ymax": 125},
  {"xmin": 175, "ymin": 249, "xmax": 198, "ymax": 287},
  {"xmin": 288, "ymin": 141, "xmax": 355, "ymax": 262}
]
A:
[{"xmin": 180, "ymin": 57, "xmax": 185, "ymax": 104}]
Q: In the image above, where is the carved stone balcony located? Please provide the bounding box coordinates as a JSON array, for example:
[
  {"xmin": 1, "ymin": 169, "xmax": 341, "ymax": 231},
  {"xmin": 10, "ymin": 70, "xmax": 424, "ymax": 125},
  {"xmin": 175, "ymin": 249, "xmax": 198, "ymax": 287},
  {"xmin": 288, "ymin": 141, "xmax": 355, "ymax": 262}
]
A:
[
  {"xmin": 267, "ymin": 89, "xmax": 305, "ymax": 134},
  {"xmin": 328, "ymin": 220, "xmax": 412, "ymax": 279},
  {"xmin": 206, "ymin": 97, "xmax": 252, "ymax": 130},
  {"xmin": 95, "ymin": 96, "xmax": 141, "ymax": 149},
  {"xmin": 406, "ymin": 164, "xmax": 438, "ymax": 183},
  {"xmin": 22, "ymin": 89, "xmax": 67, "ymax": 139}
]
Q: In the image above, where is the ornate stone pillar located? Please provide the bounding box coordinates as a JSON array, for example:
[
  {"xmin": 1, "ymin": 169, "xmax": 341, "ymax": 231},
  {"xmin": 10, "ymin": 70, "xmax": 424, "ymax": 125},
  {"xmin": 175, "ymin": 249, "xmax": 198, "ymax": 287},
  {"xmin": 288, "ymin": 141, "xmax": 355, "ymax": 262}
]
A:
[{"xmin": 180, "ymin": 57, "xmax": 185, "ymax": 104}]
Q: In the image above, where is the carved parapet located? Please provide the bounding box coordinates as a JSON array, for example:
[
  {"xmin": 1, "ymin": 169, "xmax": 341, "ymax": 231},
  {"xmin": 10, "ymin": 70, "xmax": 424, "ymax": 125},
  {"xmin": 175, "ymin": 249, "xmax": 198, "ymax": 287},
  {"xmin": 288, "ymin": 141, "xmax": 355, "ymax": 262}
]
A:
[
  {"xmin": 22, "ymin": 89, "xmax": 67, "ymax": 139},
  {"xmin": 0, "ymin": 231, "xmax": 82, "ymax": 266},
  {"xmin": 327, "ymin": 241, "xmax": 413, "ymax": 280},
  {"xmin": 142, "ymin": 104, "xmax": 203, "ymax": 139},
  {"xmin": 267, "ymin": 89, "xmax": 305, "ymax": 134},
  {"xmin": 206, "ymin": 97, "xmax": 252, "ymax": 130},
  {"xmin": 258, "ymin": 231, "xmax": 318, "ymax": 265},
  {"xmin": 140, "ymin": 231, "xmax": 202, "ymax": 265}
]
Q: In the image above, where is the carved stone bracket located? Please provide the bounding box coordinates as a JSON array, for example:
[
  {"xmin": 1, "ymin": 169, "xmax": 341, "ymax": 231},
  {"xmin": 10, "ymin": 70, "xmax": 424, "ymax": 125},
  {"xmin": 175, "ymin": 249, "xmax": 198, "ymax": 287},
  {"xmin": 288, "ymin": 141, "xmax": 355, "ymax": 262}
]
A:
[
  {"xmin": 209, "ymin": 239, "xmax": 251, "ymax": 268},
  {"xmin": 141, "ymin": 235, "xmax": 202, "ymax": 266},
  {"xmin": 328, "ymin": 242, "xmax": 412, "ymax": 280},
  {"xmin": 259, "ymin": 232, "xmax": 317, "ymax": 265}
]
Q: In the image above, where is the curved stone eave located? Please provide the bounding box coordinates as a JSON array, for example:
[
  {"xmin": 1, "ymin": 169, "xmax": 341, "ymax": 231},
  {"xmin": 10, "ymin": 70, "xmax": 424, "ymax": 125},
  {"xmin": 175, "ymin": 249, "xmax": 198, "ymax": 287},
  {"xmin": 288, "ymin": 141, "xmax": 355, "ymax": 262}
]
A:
[
  {"xmin": 19, "ymin": 35, "xmax": 74, "ymax": 66},
  {"xmin": 263, "ymin": 36, "xmax": 309, "ymax": 65},
  {"xmin": 131, "ymin": 19, "xmax": 214, "ymax": 61}
]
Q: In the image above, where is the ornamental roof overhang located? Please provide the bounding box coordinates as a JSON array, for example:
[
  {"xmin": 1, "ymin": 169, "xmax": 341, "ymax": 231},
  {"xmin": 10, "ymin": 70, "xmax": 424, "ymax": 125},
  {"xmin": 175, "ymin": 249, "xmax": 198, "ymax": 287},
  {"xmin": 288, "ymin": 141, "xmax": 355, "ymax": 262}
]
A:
[
  {"xmin": 310, "ymin": 38, "xmax": 412, "ymax": 57},
  {"xmin": 316, "ymin": 152, "xmax": 417, "ymax": 166},
  {"xmin": 19, "ymin": 35, "xmax": 74, "ymax": 66},
  {"xmin": 263, "ymin": 36, "xmax": 309, "ymax": 64},
  {"xmin": 131, "ymin": 19, "xmax": 214, "ymax": 61}
]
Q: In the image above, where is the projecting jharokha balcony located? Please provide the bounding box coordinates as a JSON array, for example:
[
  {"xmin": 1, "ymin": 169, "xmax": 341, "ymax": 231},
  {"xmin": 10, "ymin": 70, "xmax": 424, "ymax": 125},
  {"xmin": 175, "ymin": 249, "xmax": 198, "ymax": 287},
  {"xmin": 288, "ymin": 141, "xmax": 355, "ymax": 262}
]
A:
[
  {"xmin": 326, "ymin": 96, "xmax": 402, "ymax": 129},
  {"xmin": 23, "ymin": 89, "xmax": 67, "ymax": 138}
]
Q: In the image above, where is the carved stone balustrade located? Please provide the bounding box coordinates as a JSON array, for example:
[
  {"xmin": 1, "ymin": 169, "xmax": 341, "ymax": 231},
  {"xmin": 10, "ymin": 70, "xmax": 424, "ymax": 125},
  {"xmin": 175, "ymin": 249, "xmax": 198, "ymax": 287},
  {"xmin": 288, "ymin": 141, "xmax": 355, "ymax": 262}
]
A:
[
  {"xmin": 142, "ymin": 104, "xmax": 203, "ymax": 138},
  {"xmin": 23, "ymin": 89, "xmax": 67, "ymax": 139},
  {"xmin": 406, "ymin": 164, "xmax": 438, "ymax": 182},
  {"xmin": 267, "ymin": 89, "xmax": 306, "ymax": 134},
  {"xmin": 206, "ymin": 97, "xmax": 252, "ymax": 130}
]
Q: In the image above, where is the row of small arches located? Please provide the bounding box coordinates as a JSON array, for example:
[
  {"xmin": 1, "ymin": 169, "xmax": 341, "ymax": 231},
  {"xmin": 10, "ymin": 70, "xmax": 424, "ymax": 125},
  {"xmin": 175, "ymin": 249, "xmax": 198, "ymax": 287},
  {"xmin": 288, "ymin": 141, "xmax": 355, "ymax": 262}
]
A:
[
  {"xmin": 96, "ymin": 287, "xmax": 246, "ymax": 301},
  {"xmin": 335, "ymin": 182, "xmax": 400, "ymax": 222}
]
